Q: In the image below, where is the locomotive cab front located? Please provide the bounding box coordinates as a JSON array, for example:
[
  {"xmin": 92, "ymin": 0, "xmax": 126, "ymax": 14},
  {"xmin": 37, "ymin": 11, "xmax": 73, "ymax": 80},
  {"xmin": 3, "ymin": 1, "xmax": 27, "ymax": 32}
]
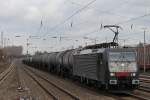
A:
[{"xmin": 107, "ymin": 49, "xmax": 139, "ymax": 90}]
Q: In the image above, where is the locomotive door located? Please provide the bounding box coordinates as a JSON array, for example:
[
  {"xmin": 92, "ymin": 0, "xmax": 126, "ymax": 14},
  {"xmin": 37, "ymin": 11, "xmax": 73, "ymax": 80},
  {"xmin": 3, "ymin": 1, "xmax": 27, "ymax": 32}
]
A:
[{"xmin": 97, "ymin": 53, "xmax": 104, "ymax": 82}]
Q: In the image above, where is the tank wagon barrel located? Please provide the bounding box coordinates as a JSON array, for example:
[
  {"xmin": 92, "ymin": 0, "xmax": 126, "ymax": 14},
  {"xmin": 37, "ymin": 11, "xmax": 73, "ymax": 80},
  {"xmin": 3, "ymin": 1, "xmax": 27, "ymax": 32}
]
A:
[
  {"xmin": 48, "ymin": 52, "xmax": 58, "ymax": 66},
  {"xmin": 62, "ymin": 50, "xmax": 74, "ymax": 68}
]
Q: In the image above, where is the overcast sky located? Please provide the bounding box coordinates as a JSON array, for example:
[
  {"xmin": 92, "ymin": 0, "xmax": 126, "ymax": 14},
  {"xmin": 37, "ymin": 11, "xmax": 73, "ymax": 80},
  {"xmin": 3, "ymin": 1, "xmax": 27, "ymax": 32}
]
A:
[{"xmin": 0, "ymin": 0, "xmax": 150, "ymax": 54}]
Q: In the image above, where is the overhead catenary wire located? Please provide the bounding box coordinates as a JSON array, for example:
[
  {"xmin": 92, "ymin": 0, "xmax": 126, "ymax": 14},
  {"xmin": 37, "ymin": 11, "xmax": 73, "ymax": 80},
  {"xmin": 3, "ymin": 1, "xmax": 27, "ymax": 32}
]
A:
[
  {"xmin": 41, "ymin": 0, "xmax": 150, "ymax": 40},
  {"xmin": 35, "ymin": 0, "xmax": 150, "ymax": 52},
  {"xmin": 67, "ymin": 0, "xmax": 130, "ymax": 18},
  {"xmin": 43, "ymin": 0, "xmax": 131, "ymax": 38},
  {"xmin": 116, "ymin": 13, "xmax": 150, "ymax": 25},
  {"xmin": 67, "ymin": 10, "xmax": 150, "ymax": 37},
  {"xmin": 84, "ymin": 12, "xmax": 150, "ymax": 37},
  {"xmin": 42, "ymin": 0, "xmax": 97, "ymax": 38},
  {"xmin": 42, "ymin": 0, "xmax": 127, "ymax": 39},
  {"xmin": 69, "ymin": 1, "xmax": 150, "ymax": 36}
]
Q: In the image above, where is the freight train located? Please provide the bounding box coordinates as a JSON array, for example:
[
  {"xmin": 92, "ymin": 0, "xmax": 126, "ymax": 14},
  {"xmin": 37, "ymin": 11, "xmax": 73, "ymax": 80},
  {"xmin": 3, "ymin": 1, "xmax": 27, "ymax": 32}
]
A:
[{"xmin": 23, "ymin": 43, "xmax": 139, "ymax": 91}]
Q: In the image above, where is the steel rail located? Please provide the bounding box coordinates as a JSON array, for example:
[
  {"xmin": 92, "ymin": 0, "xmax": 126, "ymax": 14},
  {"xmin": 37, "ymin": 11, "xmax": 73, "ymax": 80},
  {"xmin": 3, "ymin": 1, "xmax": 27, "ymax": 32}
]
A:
[
  {"xmin": 23, "ymin": 68, "xmax": 58, "ymax": 100},
  {"xmin": 0, "ymin": 62, "xmax": 14, "ymax": 84},
  {"xmin": 24, "ymin": 67, "xmax": 80, "ymax": 100},
  {"xmin": 124, "ymin": 92, "xmax": 150, "ymax": 100}
]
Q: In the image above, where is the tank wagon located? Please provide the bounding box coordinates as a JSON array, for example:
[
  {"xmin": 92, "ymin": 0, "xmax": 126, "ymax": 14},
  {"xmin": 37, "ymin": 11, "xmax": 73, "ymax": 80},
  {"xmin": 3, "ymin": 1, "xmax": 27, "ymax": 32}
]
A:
[{"xmin": 23, "ymin": 46, "xmax": 139, "ymax": 90}]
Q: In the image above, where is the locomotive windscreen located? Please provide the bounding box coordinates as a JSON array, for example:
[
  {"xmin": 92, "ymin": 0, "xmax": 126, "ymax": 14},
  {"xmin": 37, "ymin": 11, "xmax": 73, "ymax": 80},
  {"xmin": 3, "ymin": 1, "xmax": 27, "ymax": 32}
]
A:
[{"xmin": 108, "ymin": 52, "xmax": 137, "ymax": 72}]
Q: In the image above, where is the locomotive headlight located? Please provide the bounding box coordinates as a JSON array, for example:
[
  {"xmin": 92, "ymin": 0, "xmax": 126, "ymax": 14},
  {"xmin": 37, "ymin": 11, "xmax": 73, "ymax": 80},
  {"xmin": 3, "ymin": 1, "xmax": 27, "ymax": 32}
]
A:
[
  {"xmin": 121, "ymin": 63, "xmax": 125, "ymax": 67},
  {"xmin": 110, "ymin": 73, "xmax": 115, "ymax": 76},
  {"xmin": 131, "ymin": 73, "xmax": 136, "ymax": 76}
]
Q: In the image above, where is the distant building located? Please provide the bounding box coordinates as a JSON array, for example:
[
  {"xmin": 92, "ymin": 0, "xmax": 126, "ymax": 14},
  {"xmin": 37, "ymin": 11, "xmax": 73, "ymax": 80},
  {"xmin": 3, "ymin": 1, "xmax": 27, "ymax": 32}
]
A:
[
  {"xmin": 0, "ymin": 49, "xmax": 7, "ymax": 62},
  {"xmin": 3, "ymin": 46, "xmax": 23, "ymax": 57}
]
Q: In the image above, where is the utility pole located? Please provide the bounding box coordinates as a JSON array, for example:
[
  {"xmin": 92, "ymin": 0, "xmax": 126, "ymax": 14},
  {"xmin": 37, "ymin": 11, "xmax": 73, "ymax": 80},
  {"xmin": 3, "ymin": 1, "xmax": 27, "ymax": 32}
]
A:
[
  {"xmin": 143, "ymin": 28, "xmax": 146, "ymax": 72},
  {"xmin": 85, "ymin": 42, "xmax": 87, "ymax": 46},
  {"xmin": 94, "ymin": 38, "xmax": 98, "ymax": 44},
  {"xmin": 3, "ymin": 38, "xmax": 6, "ymax": 47},
  {"xmin": 123, "ymin": 39, "xmax": 126, "ymax": 47},
  {"xmin": 105, "ymin": 37, "xmax": 108, "ymax": 43},
  {"xmin": 94, "ymin": 39, "xmax": 96, "ymax": 44},
  {"xmin": 1, "ymin": 31, "xmax": 3, "ymax": 48},
  {"xmin": 27, "ymin": 38, "xmax": 29, "ymax": 56}
]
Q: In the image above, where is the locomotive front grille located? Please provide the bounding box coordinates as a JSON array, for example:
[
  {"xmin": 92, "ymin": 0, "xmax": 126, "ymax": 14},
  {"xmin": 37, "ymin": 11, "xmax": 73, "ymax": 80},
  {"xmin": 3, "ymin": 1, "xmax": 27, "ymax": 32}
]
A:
[
  {"xmin": 109, "ymin": 80, "xmax": 117, "ymax": 84},
  {"xmin": 117, "ymin": 77, "xmax": 132, "ymax": 85}
]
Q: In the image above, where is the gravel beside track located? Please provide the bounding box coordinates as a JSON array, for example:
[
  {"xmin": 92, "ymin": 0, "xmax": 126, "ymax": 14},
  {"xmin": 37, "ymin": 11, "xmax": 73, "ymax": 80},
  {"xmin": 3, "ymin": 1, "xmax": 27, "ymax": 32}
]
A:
[
  {"xmin": 0, "ymin": 60, "xmax": 53, "ymax": 100},
  {"xmin": 0, "ymin": 61, "xmax": 20, "ymax": 99},
  {"xmin": 16, "ymin": 61, "xmax": 53, "ymax": 100},
  {"xmin": 23, "ymin": 67, "xmax": 79, "ymax": 100},
  {"xmin": 0, "ymin": 62, "xmax": 10, "ymax": 74},
  {"xmin": 0, "ymin": 62, "xmax": 14, "ymax": 85}
]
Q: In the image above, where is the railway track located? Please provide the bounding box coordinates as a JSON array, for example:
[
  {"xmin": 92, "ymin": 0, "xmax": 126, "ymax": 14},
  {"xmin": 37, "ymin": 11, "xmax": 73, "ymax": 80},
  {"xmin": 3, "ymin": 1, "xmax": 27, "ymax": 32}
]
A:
[
  {"xmin": 140, "ymin": 74, "xmax": 150, "ymax": 83},
  {"xmin": 24, "ymin": 66, "xmax": 123, "ymax": 100},
  {"xmin": 126, "ymin": 74, "xmax": 150, "ymax": 100},
  {"xmin": 24, "ymin": 66, "xmax": 149, "ymax": 100},
  {"xmin": 22, "ymin": 64, "xmax": 150, "ymax": 100},
  {"xmin": 77, "ymin": 82, "xmax": 149, "ymax": 100},
  {"xmin": 139, "ymin": 74, "xmax": 150, "ymax": 91},
  {"xmin": 139, "ymin": 82, "xmax": 150, "ymax": 92},
  {"xmin": 123, "ymin": 92, "xmax": 150, "ymax": 100},
  {"xmin": 140, "ymin": 74, "xmax": 150, "ymax": 78},
  {"xmin": 0, "ymin": 62, "xmax": 14, "ymax": 84},
  {"xmin": 23, "ymin": 67, "xmax": 80, "ymax": 100}
]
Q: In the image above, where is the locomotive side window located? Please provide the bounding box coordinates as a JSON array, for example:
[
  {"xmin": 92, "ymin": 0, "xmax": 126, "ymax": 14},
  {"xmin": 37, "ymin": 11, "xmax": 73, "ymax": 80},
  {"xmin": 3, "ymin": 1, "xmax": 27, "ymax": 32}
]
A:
[{"xmin": 108, "ymin": 52, "xmax": 137, "ymax": 72}]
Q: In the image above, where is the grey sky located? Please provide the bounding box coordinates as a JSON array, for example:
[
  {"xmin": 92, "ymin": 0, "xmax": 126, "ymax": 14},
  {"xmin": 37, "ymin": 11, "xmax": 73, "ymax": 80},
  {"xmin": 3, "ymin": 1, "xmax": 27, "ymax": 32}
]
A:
[{"xmin": 0, "ymin": 0, "xmax": 150, "ymax": 54}]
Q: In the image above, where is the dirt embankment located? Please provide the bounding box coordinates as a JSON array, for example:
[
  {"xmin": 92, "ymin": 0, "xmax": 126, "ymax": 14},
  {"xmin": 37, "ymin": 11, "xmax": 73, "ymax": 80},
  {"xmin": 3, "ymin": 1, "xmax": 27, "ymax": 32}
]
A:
[{"xmin": 0, "ymin": 62, "xmax": 10, "ymax": 74}]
